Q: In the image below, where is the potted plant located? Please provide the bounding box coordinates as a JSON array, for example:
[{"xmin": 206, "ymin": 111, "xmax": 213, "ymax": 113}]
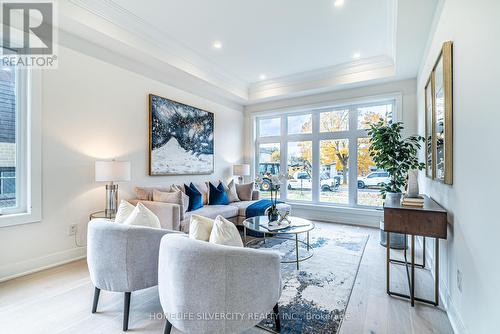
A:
[
  {"xmin": 368, "ymin": 120, "xmax": 425, "ymax": 247},
  {"xmin": 255, "ymin": 173, "xmax": 287, "ymax": 222}
]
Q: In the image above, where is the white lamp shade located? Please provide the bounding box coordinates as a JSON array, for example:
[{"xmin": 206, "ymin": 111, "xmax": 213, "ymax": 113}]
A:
[
  {"xmin": 95, "ymin": 161, "xmax": 131, "ymax": 182},
  {"xmin": 233, "ymin": 164, "xmax": 250, "ymax": 176}
]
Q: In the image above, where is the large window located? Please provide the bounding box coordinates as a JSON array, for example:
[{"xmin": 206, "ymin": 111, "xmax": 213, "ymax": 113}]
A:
[{"xmin": 255, "ymin": 99, "xmax": 395, "ymax": 208}]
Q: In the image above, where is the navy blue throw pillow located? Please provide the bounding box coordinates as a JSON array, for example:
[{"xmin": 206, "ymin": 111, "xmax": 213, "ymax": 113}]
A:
[
  {"xmin": 209, "ymin": 182, "xmax": 229, "ymax": 205},
  {"xmin": 184, "ymin": 183, "xmax": 203, "ymax": 211}
]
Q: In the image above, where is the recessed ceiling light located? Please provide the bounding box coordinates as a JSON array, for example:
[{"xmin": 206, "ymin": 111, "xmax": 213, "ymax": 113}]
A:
[
  {"xmin": 259, "ymin": 74, "xmax": 267, "ymax": 80},
  {"xmin": 353, "ymin": 52, "xmax": 361, "ymax": 59},
  {"xmin": 334, "ymin": 0, "xmax": 345, "ymax": 8},
  {"xmin": 212, "ymin": 41, "xmax": 222, "ymax": 49}
]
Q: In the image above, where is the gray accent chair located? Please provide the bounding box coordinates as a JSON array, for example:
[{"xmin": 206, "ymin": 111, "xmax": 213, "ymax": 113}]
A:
[
  {"xmin": 158, "ymin": 234, "xmax": 282, "ymax": 334},
  {"xmin": 87, "ymin": 219, "xmax": 179, "ymax": 331}
]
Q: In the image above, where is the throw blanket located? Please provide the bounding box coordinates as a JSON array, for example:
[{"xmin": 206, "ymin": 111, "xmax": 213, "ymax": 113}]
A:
[{"xmin": 246, "ymin": 199, "xmax": 283, "ymax": 218}]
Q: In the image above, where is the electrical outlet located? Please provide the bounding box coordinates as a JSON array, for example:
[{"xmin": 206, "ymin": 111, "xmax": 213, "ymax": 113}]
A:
[
  {"xmin": 68, "ymin": 224, "xmax": 77, "ymax": 236},
  {"xmin": 457, "ymin": 269, "xmax": 463, "ymax": 293}
]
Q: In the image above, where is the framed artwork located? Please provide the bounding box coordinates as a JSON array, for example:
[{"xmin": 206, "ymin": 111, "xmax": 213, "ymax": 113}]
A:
[
  {"xmin": 424, "ymin": 41, "xmax": 453, "ymax": 184},
  {"xmin": 149, "ymin": 94, "xmax": 214, "ymax": 175}
]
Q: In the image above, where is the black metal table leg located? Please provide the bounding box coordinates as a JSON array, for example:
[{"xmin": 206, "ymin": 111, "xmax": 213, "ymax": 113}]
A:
[{"xmin": 411, "ymin": 235, "xmax": 415, "ymax": 307}]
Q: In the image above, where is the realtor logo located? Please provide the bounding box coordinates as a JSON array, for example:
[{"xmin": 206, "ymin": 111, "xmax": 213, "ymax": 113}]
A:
[{"xmin": 1, "ymin": 1, "xmax": 57, "ymax": 68}]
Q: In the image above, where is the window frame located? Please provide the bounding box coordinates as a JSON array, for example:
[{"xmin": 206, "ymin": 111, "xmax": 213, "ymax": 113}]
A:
[
  {"xmin": 253, "ymin": 94, "xmax": 400, "ymax": 209},
  {"xmin": 0, "ymin": 65, "xmax": 42, "ymax": 227}
]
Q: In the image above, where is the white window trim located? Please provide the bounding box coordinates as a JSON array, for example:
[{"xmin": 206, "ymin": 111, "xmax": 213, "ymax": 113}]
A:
[
  {"xmin": 0, "ymin": 69, "xmax": 42, "ymax": 227},
  {"xmin": 253, "ymin": 93, "xmax": 402, "ymax": 212}
]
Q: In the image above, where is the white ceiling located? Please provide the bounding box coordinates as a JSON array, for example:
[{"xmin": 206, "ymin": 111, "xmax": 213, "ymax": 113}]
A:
[
  {"xmin": 61, "ymin": 0, "xmax": 438, "ymax": 106},
  {"xmin": 112, "ymin": 0, "xmax": 392, "ymax": 83}
]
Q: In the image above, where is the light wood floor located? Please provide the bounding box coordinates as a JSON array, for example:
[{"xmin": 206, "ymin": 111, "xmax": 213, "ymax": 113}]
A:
[{"xmin": 0, "ymin": 222, "xmax": 453, "ymax": 334}]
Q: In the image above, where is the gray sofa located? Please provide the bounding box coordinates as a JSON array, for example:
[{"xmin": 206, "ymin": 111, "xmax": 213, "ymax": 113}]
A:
[
  {"xmin": 130, "ymin": 184, "xmax": 290, "ymax": 232},
  {"xmin": 158, "ymin": 234, "xmax": 282, "ymax": 334}
]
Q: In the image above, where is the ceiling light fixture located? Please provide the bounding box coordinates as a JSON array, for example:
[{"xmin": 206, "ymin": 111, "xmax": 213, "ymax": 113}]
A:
[
  {"xmin": 259, "ymin": 74, "xmax": 267, "ymax": 80},
  {"xmin": 212, "ymin": 41, "xmax": 222, "ymax": 49},
  {"xmin": 353, "ymin": 52, "xmax": 361, "ymax": 59},
  {"xmin": 334, "ymin": 0, "xmax": 345, "ymax": 8}
]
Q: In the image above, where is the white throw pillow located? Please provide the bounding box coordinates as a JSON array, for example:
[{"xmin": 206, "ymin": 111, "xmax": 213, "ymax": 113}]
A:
[
  {"xmin": 189, "ymin": 214, "xmax": 214, "ymax": 242},
  {"xmin": 221, "ymin": 180, "xmax": 240, "ymax": 203},
  {"xmin": 170, "ymin": 185, "xmax": 189, "ymax": 214},
  {"xmin": 209, "ymin": 215, "xmax": 243, "ymax": 247},
  {"xmin": 122, "ymin": 202, "xmax": 161, "ymax": 228},
  {"xmin": 114, "ymin": 200, "xmax": 135, "ymax": 224}
]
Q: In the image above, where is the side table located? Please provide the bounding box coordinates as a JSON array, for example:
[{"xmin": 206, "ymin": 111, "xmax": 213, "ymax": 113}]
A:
[{"xmin": 89, "ymin": 210, "xmax": 115, "ymax": 221}]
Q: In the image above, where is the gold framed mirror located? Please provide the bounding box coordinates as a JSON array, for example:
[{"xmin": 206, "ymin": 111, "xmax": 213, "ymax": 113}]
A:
[{"xmin": 425, "ymin": 41, "xmax": 453, "ymax": 184}]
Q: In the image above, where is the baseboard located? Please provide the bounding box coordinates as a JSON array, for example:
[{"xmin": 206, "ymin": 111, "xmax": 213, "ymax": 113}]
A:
[
  {"xmin": 0, "ymin": 247, "xmax": 87, "ymax": 283},
  {"xmin": 421, "ymin": 239, "xmax": 468, "ymax": 334}
]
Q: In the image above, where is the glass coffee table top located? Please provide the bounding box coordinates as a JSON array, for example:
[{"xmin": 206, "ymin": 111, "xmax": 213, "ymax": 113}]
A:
[{"xmin": 243, "ymin": 215, "xmax": 314, "ymax": 234}]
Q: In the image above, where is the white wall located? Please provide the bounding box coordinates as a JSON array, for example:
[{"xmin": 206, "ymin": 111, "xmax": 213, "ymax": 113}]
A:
[
  {"xmin": 0, "ymin": 45, "xmax": 244, "ymax": 281},
  {"xmin": 417, "ymin": 1, "xmax": 500, "ymax": 333},
  {"xmin": 243, "ymin": 79, "xmax": 419, "ymax": 226}
]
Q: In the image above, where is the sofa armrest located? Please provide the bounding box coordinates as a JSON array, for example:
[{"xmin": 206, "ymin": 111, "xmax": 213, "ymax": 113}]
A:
[
  {"xmin": 252, "ymin": 190, "xmax": 260, "ymax": 200},
  {"xmin": 129, "ymin": 199, "xmax": 181, "ymax": 231}
]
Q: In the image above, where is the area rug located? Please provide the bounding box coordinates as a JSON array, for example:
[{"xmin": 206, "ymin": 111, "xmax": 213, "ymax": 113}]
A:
[{"xmin": 245, "ymin": 225, "xmax": 369, "ymax": 334}]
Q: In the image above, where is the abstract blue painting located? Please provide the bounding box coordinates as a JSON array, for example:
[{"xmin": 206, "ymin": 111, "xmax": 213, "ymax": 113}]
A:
[{"xmin": 149, "ymin": 94, "xmax": 214, "ymax": 175}]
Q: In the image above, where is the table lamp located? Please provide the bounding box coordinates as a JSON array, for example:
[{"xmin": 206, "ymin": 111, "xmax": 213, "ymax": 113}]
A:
[
  {"xmin": 95, "ymin": 160, "xmax": 131, "ymax": 216},
  {"xmin": 233, "ymin": 164, "xmax": 250, "ymax": 184}
]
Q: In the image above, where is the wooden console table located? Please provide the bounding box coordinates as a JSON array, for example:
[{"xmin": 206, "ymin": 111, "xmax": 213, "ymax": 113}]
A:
[{"xmin": 384, "ymin": 195, "xmax": 447, "ymax": 306}]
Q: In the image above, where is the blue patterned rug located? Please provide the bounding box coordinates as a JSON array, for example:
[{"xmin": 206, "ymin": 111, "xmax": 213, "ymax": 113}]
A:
[{"xmin": 245, "ymin": 225, "xmax": 369, "ymax": 334}]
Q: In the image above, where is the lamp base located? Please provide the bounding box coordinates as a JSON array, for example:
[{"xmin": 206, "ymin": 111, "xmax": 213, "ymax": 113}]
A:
[{"xmin": 105, "ymin": 183, "xmax": 119, "ymax": 216}]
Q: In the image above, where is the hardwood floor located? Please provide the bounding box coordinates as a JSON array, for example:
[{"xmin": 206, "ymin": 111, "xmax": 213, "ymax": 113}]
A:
[{"xmin": 0, "ymin": 222, "xmax": 453, "ymax": 334}]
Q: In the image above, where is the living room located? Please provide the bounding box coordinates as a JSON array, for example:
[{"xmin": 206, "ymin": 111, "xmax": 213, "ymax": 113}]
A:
[{"xmin": 0, "ymin": 0, "xmax": 497, "ymax": 333}]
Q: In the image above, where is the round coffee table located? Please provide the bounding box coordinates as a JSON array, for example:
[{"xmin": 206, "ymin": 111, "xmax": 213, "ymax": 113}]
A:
[{"xmin": 243, "ymin": 216, "xmax": 315, "ymax": 270}]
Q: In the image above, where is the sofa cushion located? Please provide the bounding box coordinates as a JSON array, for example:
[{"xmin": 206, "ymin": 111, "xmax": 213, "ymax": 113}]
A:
[
  {"xmin": 209, "ymin": 215, "xmax": 243, "ymax": 247},
  {"xmin": 122, "ymin": 202, "xmax": 161, "ymax": 229},
  {"xmin": 228, "ymin": 201, "xmax": 258, "ymax": 216},
  {"xmin": 185, "ymin": 183, "xmax": 203, "ymax": 211},
  {"xmin": 153, "ymin": 189, "xmax": 185, "ymax": 221},
  {"xmin": 221, "ymin": 179, "xmax": 240, "ymax": 203},
  {"xmin": 114, "ymin": 200, "xmax": 135, "ymax": 224},
  {"xmin": 208, "ymin": 182, "xmax": 229, "ymax": 205},
  {"xmin": 135, "ymin": 186, "xmax": 170, "ymax": 201},
  {"xmin": 189, "ymin": 214, "xmax": 214, "ymax": 242},
  {"xmin": 235, "ymin": 182, "xmax": 254, "ymax": 201}
]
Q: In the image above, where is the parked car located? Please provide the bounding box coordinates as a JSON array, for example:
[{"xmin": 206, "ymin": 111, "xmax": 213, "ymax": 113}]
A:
[
  {"xmin": 357, "ymin": 171, "xmax": 390, "ymax": 189},
  {"xmin": 287, "ymin": 172, "xmax": 339, "ymax": 192}
]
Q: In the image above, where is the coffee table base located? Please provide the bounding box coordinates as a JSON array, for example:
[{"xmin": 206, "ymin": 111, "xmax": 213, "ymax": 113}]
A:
[{"xmin": 244, "ymin": 232, "xmax": 313, "ymax": 270}]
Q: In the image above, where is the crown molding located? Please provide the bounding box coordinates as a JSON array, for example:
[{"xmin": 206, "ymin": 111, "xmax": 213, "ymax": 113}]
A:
[
  {"xmin": 248, "ymin": 56, "xmax": 395, "ymax": 101},
  {"xmin": 59, "ymin": 0, "xmax": 401, "ymax": 106}
]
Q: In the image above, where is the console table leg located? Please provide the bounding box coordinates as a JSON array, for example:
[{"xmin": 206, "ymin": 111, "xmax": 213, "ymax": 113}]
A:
[
  {"xmin": 386, "ymin": 232, "xmax": 390, "ymax": 294},
  {"xmin": 423, "ymin": 237, "xmax": 426, "ymax": 268},
  {"xmin": 435, "ymin": 238, "xmax": 439, "ymax": 306},
  {"xmin": 411, "ymin": 235, "xmax": 415, "ymax": 307}
]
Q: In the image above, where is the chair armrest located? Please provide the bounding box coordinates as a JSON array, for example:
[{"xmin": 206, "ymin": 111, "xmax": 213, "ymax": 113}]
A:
[
  {"xmin": 129, "ymin": 199, "xmax": 181, "ymax": 231},
  {"xmin": 252, "ymin": 190, "xmax": 260, "ymax": 200}
]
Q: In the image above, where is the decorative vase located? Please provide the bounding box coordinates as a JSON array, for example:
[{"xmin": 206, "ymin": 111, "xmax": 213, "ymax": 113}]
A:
[
  {"xmin": 268, "ymin": 205, "xmax": 279, "ymax": 222},
  {"xmin": 406, "ymin": 169, "xmax": 419, "ymax": 198},
  {"xmin": 385, "ymin": 191, "xmax": 402, "ymax": 205}
]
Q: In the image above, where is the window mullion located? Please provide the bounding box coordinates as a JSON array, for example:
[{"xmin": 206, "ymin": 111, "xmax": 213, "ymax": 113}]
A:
[
  {"xmin": 312, "ymin": 113, "xmax": 320, "ymax": 203},
  {"xmin": 348, "ymin": 107, "xmax": 358, "ymax": 206},
  {"xmin": 280, "ymin": 116, "xmax": 287, "ymax": 201}
]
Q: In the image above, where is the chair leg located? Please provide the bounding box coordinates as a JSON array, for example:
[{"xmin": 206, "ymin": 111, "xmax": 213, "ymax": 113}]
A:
[
  {"xmin": 164, "ymin": 319, "xmax": 172, "ymax": 334},
  {"xmin": 273, "ymin": 303, "xmax": 281, "ymax": 332},
  {"xmin": 92, "ymin": 287, "xmax": 100, "ymax": 313},
  {"xmin": 123, "ymin": 292, "xmax": 131, "ymax": 331}
]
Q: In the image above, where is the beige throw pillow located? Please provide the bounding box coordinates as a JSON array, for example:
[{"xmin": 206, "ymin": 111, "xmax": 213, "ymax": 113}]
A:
[
  {"xmin": 209, "ymin": 215, "xmax": 243, "ymax": 247},
  {"xmin": 153, "ymin": 189, "xmax": 185, "ymax": 220},
  {"xmin": 189, "ymin": 214, "xmax": 215, "ymax": 242},
  {"xmin": 170, "ymin": 185, "xmax": 189, "ymax": 213},
  {"xmin": 221, "ymin": 180, "xmax": 240, "ymax": 203},
  {"xmin": 114, "ymin": 200, "xmax": 135, "ymax": 224},
  {"xmin": 235, "ymin": 182, "xmax": 254, "ymax": 201},
  {"xmin": 122, "ymin": 202, "xmax": 161, "ymax": 229}
]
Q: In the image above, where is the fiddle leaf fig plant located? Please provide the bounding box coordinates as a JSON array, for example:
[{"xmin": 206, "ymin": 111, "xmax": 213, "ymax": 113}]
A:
[{"xmin": 367, "ymin": 120, "xmax": 425, "ymax": 196}]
